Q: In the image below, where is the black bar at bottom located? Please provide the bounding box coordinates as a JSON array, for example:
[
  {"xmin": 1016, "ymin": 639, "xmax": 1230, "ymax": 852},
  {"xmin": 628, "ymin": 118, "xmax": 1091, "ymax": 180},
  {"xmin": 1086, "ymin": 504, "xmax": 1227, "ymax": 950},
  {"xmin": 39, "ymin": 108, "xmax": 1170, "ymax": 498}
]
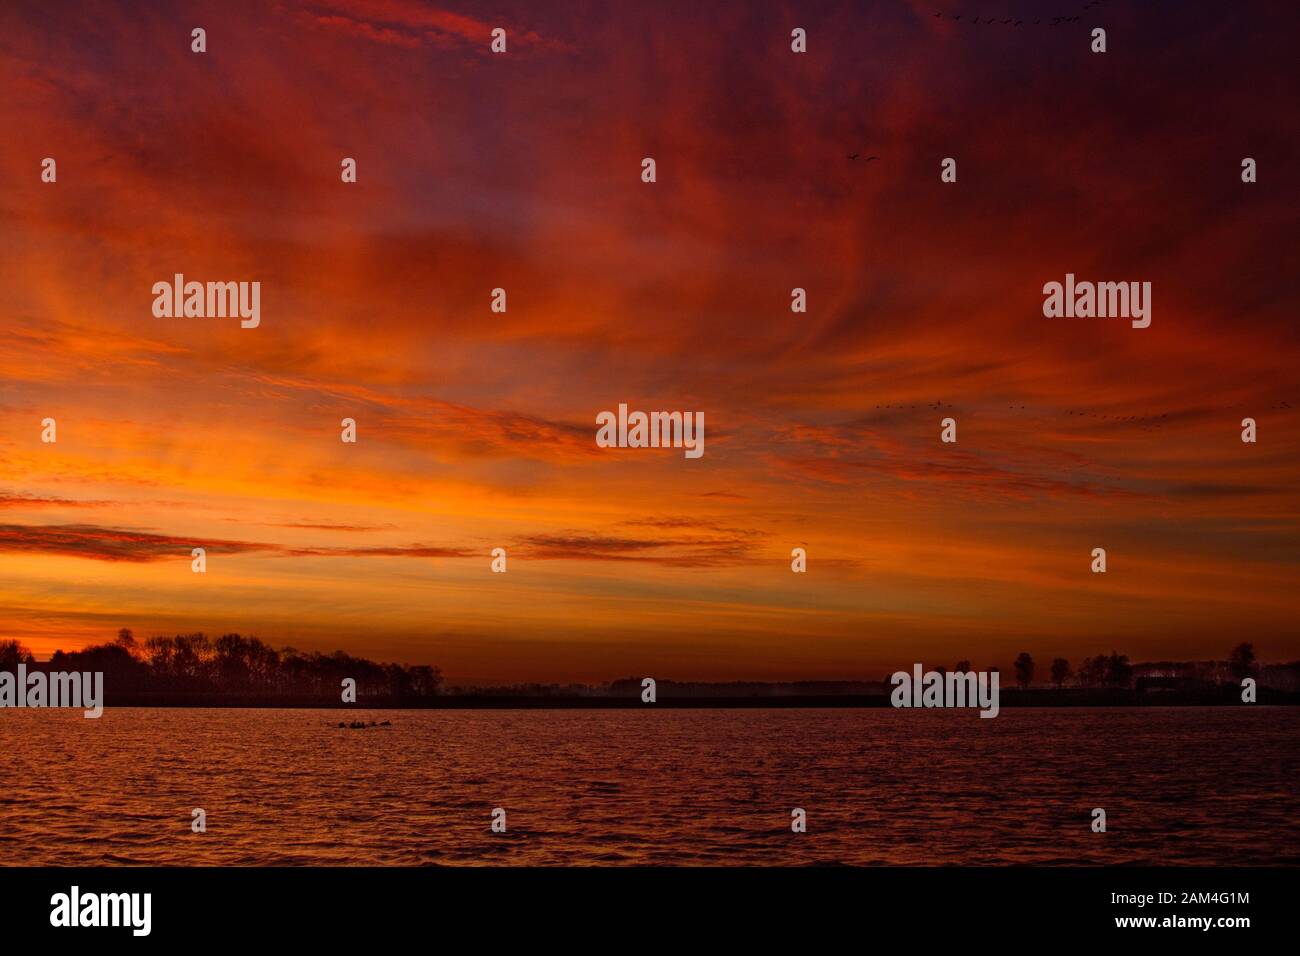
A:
[{"xmin": 0, "ymin": 866, "xmax": 1282, "ymax": 942}]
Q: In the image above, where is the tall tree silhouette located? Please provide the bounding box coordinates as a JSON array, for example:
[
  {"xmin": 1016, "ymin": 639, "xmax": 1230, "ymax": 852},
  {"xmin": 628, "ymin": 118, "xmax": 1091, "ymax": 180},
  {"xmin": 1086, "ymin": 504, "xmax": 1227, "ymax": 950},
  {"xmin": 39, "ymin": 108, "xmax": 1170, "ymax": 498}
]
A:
[
  {"xmin": 1228, "ymin": 642, "xmax": 1257, "ymax": 681},
  {"xmin": 1013, "ymin": 653, "xmax": 1035, "ymax": 688}
]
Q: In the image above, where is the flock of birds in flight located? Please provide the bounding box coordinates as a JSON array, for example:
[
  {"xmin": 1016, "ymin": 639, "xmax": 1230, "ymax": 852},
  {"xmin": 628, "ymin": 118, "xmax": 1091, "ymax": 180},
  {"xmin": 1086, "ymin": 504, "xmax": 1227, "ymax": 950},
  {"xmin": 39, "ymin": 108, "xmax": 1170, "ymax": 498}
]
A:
[
  {"xmin": 935, "ymin": 13, "xmax": 1075, "ymax": 26},
  {"xmin": 932, "ymin": 0, "xmax": 1106, "ymax": 28},
  {"xmin": 850, "ymin": 2, "xmax": 1108, "ymax": 161}
]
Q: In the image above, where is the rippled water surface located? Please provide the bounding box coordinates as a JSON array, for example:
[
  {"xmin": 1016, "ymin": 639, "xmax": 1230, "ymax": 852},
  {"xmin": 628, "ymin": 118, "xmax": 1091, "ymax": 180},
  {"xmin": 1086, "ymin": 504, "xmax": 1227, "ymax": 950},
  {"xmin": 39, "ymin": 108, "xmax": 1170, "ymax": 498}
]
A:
[{"xmin": 1, "ymin": 707, "xmax": 1296, "ymax": 865}]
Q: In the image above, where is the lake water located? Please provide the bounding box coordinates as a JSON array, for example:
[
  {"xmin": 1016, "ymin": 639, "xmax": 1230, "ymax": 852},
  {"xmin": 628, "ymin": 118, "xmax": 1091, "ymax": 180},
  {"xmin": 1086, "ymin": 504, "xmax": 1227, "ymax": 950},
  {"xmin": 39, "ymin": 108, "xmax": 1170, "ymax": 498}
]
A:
[{"xmin": 1, "ymin": 707, "xmax": 1295, "ymax": 865}]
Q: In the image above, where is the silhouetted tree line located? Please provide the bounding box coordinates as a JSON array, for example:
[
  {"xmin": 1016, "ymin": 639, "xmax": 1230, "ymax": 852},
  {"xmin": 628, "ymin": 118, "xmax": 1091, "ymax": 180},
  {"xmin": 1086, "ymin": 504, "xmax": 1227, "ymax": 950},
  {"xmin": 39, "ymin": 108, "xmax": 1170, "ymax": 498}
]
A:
[
  {"xmin": 2, "ymin": 629, "xmax": 442, "ymax": 701},
  {"xmin": 919, "ymin": 643, "xmax": 1268, "ymax": 690},
  {"xmin": 925, "ymin": 653, "xmax": 1135, "ymax": 689},
  {"xmin": 5, "ymin": 633, "xmax": 1291, "ymax": 702}
]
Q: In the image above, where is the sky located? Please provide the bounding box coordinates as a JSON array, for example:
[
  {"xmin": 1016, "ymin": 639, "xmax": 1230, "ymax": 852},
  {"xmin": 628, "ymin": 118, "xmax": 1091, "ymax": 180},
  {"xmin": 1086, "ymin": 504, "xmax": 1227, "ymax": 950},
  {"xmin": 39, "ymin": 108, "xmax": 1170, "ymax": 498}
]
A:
[{"xmin": 1, "ymin": 0, "xmax": 1297, "ymax": 682}]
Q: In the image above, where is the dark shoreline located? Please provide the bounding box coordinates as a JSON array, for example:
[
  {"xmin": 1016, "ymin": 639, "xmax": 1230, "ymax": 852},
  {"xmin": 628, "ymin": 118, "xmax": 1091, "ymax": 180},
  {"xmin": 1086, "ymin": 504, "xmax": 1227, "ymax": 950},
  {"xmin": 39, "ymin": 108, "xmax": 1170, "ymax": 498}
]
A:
[{"xmin": 48, "ymin": 687, "xmax": 1300, "ymax": 709}]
